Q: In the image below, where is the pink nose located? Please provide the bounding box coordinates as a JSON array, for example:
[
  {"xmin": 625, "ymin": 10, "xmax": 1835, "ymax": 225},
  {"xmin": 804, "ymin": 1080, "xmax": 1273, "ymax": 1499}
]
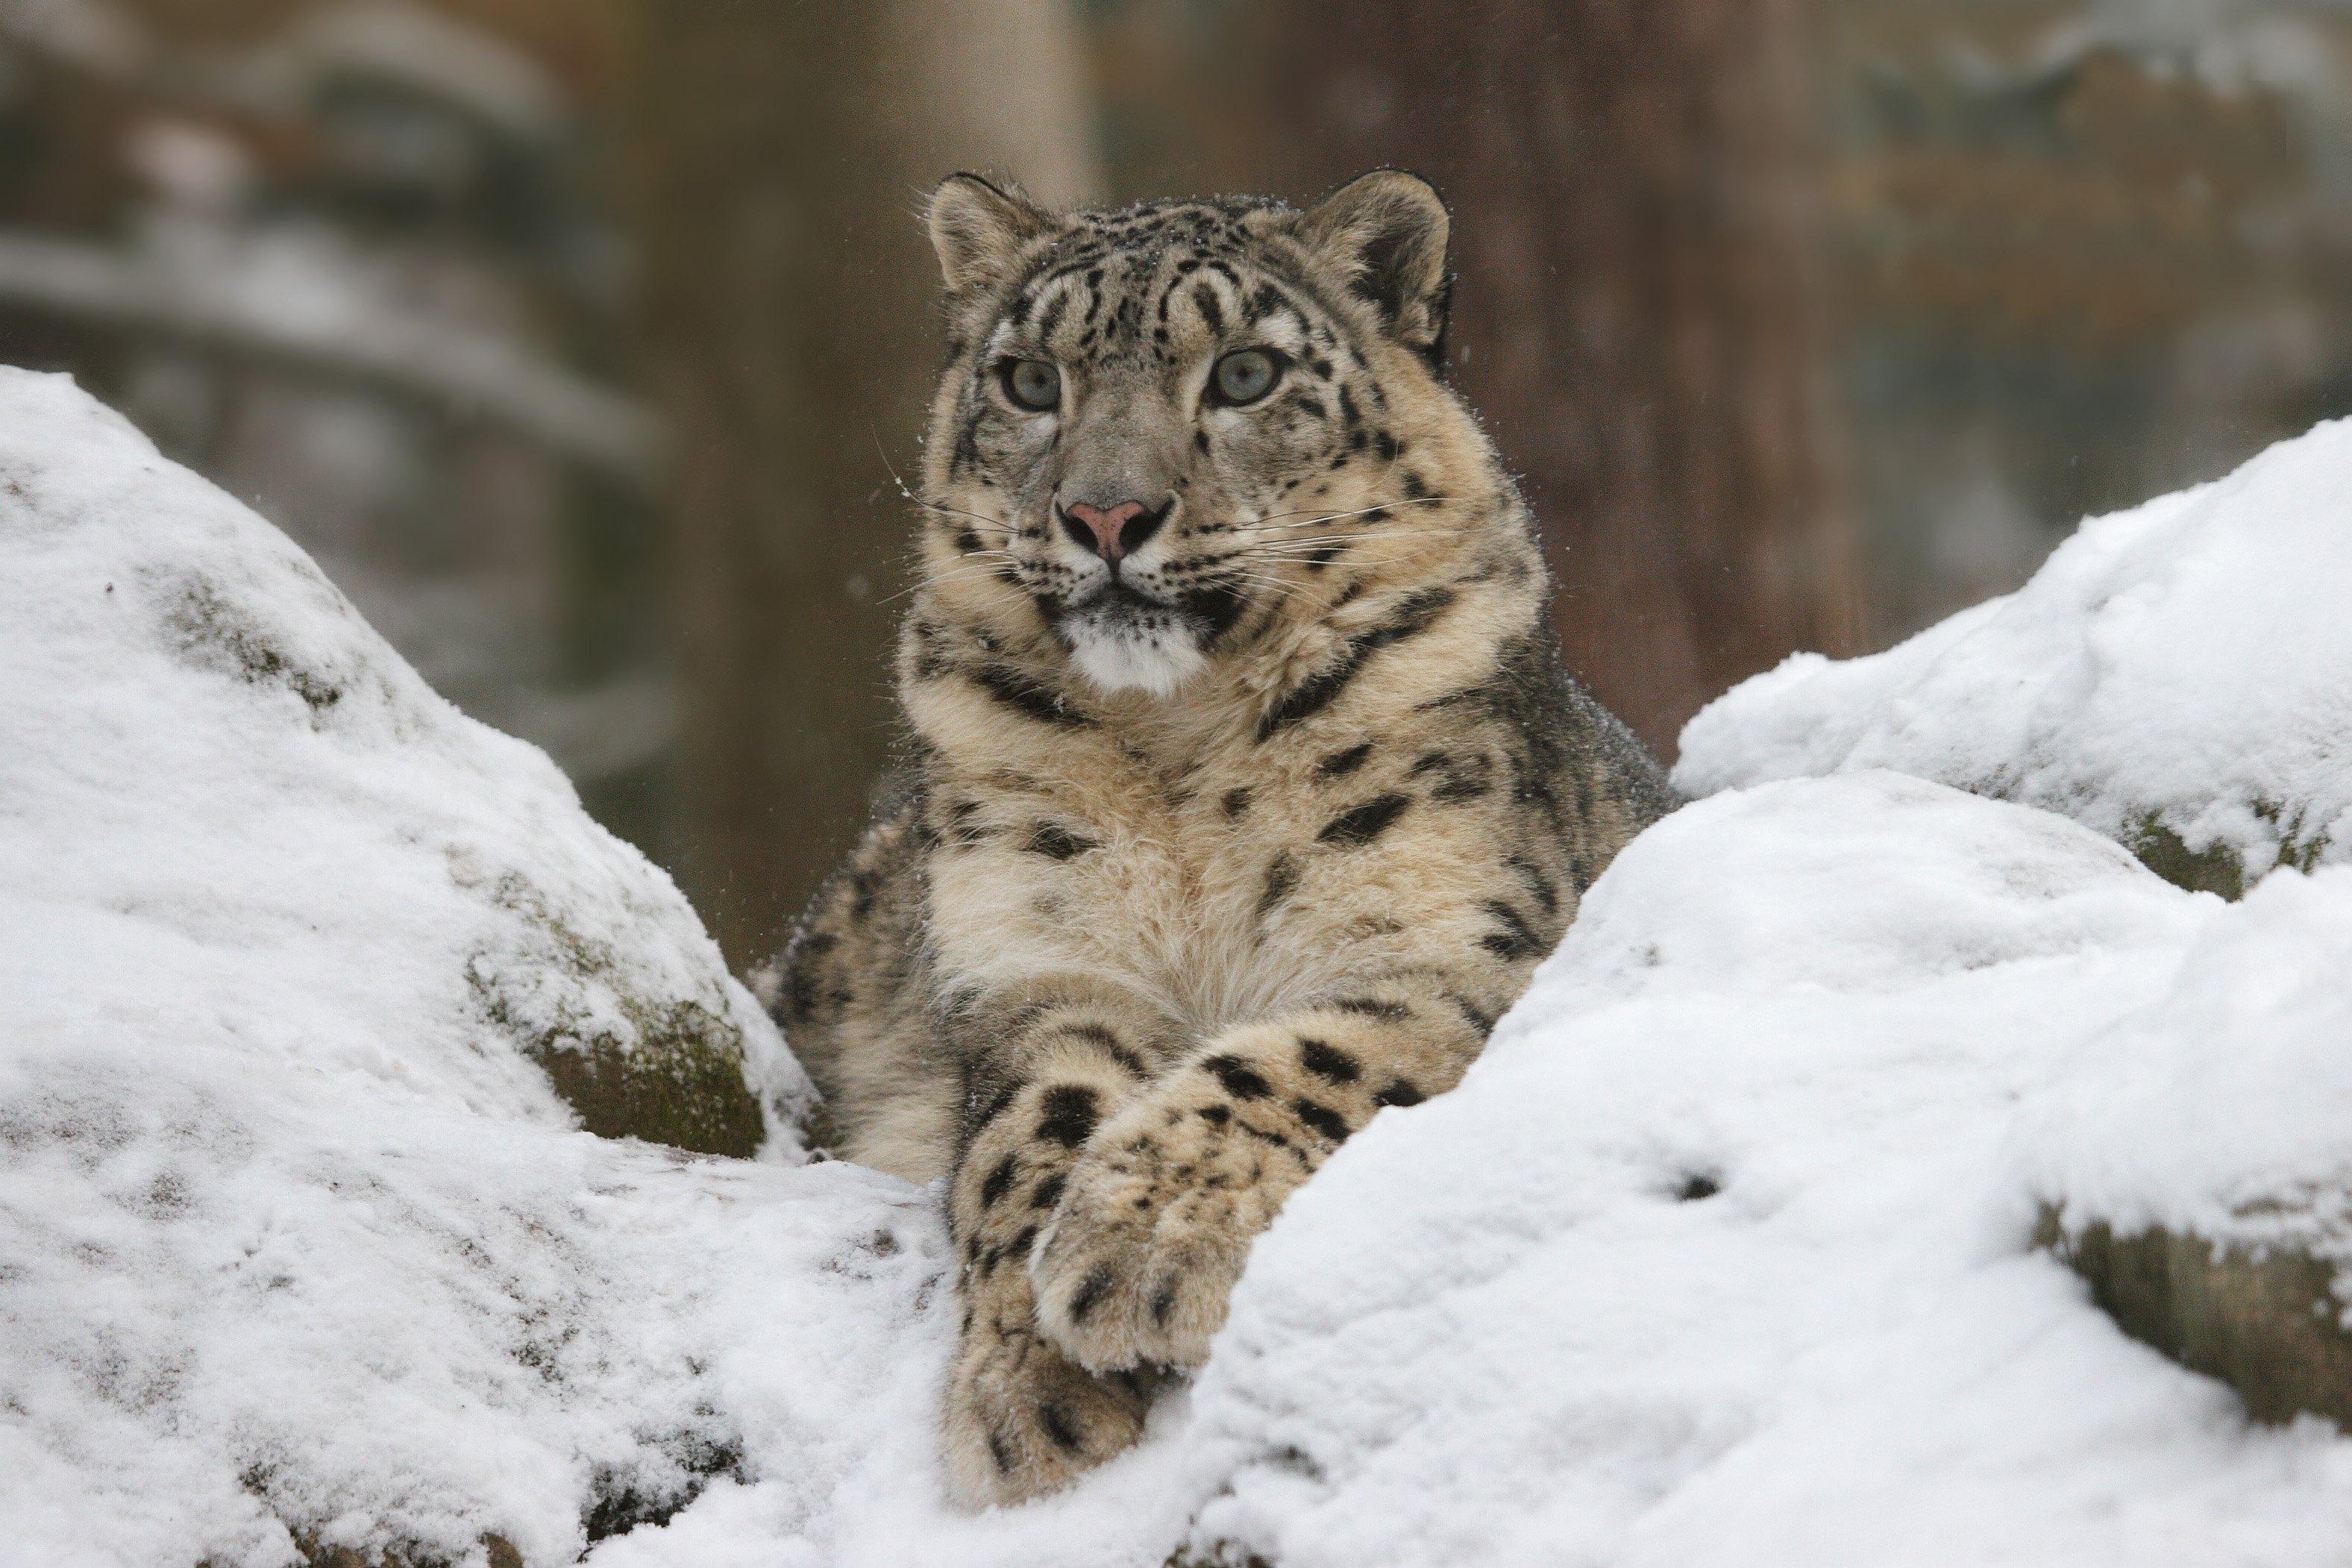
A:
[{"xmin": 1064, "ymin": 501, "xmax": 1147, "ymax": 560}]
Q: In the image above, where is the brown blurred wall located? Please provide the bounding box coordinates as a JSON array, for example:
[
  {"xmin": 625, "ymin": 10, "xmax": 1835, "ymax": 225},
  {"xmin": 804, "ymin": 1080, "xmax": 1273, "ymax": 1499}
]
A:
[
  {"xmin": 119, "ymin": 0, "xmax": 624, "ymax": 91},
  {"xmin": 625, "ymin": 0, "xmax": 1100, "ymax": 968}
]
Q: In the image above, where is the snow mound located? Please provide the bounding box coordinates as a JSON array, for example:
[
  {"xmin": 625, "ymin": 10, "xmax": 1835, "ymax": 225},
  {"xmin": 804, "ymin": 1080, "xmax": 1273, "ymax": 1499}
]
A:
[
  {"xmin": 1675, "ymin": 419, "xmax": 2352, "ymax": 894},
  {"xmin": 1173, "ymin": 774, "xmax": 2352, "ymax": 1568},
  {"xmin": 0, "ymin": 366, "xmax": 800, "ymax": 1153},
  {"xmin": 0, "ymin": 366, "xmax": 873, "ymax": 1564}
]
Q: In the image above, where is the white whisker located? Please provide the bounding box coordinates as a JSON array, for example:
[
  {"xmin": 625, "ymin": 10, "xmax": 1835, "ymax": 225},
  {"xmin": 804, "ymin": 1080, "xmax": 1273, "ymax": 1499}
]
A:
[
  {"xmin": 1223, "ymin": 496, "xmax": 1456, "ymax": 534},
  {"xmin": 882, "ymin": 561, "xmax": 1027, "ymax": 603}
]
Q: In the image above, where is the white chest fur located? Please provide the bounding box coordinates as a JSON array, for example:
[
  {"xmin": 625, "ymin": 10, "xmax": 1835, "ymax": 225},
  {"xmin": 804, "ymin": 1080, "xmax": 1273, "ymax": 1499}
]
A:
[{"xmin": 922, "ymin": 760, "xmax": 1358, "ymax": 1041}]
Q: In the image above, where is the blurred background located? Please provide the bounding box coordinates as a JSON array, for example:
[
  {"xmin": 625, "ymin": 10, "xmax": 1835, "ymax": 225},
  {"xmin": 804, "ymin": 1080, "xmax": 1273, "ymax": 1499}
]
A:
[{"xmin": 6, "ymin": 0, "xmax": 2349, "ymax": 969}]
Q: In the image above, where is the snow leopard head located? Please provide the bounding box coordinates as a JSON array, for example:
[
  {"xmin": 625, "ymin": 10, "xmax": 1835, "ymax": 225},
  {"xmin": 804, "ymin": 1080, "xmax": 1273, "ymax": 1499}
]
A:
[{"xmin": 909, "ymin": 169, "xmax": 1477, "ymax": 698}]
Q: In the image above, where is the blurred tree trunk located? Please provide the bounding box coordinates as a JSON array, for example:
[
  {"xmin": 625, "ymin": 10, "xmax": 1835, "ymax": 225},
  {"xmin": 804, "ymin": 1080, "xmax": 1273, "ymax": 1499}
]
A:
[
  {"xmin": 1264, "ymin": 0, "xmax": 1860, "ymax": 758},
  {"xmin": 624, "ymin": 0, "xmax": 1099, "ymax": 969}
]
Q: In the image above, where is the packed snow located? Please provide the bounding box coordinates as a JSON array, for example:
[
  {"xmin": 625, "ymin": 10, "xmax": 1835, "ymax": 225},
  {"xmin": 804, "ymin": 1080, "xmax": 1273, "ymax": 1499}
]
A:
[
  {"xmin": 2016, "ymin": 856, "xmax": 2352, "ymax": 1254},
  {"xmin": 1677, "ymin": 416, "xmax": 2352, "ymax": 891},
  {"xmin": 4, "ymin": 368, "xmax": 2351, "ymax": 1567}
]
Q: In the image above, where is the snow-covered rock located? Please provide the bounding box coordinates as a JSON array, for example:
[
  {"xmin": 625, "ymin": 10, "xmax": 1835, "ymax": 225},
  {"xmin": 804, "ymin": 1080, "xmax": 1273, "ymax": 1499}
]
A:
[
  {"xmin": 8, "ymin": 370, "xmax": 2352, "ymax": 1567},
  {"xmin": 1675, "ymin": 419, "xmax": 2352, "ymax": 896},
  {"xmin": 0, "ymin": 367, "xmax": 799, "ymax": 1155},
  {"xmin": 1173, "ymin": 774, "xmax": 2352, "ymax": 1568},
  {"xmin": 1665, "ymin": 415, "xmax": 2352, "ymax": 1555},
  {"xmin": 2014, "ymin": 862, "xmax": 2352, "ymax": 1433},
  {"xmin": 0, "ymin": 366, "xmax": 867, "ymax": 1565},
  {"xmin": 2019, "ymin": 863, "xmax": 2352, "ymax": 1250}
]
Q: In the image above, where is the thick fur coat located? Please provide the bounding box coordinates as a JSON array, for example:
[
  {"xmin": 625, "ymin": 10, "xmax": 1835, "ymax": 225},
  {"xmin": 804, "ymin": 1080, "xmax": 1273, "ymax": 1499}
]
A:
[{"xmin": 775, "ymin": 170, "xmax": 1676, "ymax": 1505}]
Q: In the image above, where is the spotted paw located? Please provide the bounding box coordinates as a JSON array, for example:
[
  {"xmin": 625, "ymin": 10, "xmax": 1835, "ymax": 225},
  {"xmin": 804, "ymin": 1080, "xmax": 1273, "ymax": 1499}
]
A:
[
  {"xmin": 1029, "ymin": 1091, "xmax": 1296, "ymax": 1373},
  {"xmin": 944, "ymin": 1313, "xmax": 1161, "ymax": 1506}
]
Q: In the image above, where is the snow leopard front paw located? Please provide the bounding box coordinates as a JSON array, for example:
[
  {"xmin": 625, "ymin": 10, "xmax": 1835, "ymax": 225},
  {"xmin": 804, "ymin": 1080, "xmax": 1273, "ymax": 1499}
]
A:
[
  {"xmin": 1029, "ymin": 1070, "xmax": 1312, "ymax": 1373},
  {"xmin": 944, "ymin": 1302, "xmax": 1160, "ymax": 1506}
]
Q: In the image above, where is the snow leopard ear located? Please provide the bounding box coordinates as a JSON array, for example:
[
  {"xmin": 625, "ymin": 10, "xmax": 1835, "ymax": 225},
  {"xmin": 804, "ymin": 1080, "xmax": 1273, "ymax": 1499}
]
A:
[
  {"xmin": 1301, "ymin": 169, "xmax": 1452, "ymax": 366},
  {"xmin": 927, "ymin": 173, "xmax": 1051, "ymax": 294}
]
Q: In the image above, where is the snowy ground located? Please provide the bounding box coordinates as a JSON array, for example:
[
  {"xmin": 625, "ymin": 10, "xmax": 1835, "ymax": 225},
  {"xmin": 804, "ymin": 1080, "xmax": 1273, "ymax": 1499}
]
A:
[{"xmin": 4, "ymin": 371, "xmax": 2351, "ymax": 1567}]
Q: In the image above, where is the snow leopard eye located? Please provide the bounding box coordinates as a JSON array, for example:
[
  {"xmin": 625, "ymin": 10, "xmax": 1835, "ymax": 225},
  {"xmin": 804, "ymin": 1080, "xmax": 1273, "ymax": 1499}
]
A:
[
  {"xmin": 1003, "ymin": 360, "xmax": 1061, "ymax": 411},
  {"xmin": 1210, "ymin": 348, "xmax": 1282, "ymax": 407}
]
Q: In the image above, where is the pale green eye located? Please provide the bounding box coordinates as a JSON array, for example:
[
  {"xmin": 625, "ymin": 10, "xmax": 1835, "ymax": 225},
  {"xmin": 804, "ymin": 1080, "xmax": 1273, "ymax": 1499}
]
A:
[
  {"xmin": 1005, "ymin": 360, "xmax": 1061, "ymax": 410},
  {"xmin": 1212, "ymin": 348, "xmax": 1280, "ymax": 406}
]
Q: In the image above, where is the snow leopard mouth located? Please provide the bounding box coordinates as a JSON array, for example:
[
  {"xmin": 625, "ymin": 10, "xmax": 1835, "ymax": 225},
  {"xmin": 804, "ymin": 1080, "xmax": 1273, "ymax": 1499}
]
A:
[
  {"xmin": 1067, "ymin": 580, "xmax": 1175, "ymax": 618},
  {"xmin": 1059, "ymin": 586, "xmax": 1211, "ymax": 695}
]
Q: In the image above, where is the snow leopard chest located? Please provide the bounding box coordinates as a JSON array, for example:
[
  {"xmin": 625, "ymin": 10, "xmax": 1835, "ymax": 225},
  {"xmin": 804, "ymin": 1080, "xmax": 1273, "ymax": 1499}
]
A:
[{"xmin": 920, "ymin": 745, "xmax": 1402, "ymax": 1041}]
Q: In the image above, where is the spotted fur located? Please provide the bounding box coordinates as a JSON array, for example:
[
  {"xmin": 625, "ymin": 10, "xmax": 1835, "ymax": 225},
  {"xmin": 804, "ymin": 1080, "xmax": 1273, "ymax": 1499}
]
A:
[{"xmin": 774, "ymin": 170, "xmax": 1675, "ymax": 1506}]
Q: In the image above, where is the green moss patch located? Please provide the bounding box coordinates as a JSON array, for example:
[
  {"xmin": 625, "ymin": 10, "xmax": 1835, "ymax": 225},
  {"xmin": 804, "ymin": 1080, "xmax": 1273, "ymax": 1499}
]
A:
[
  {"xmin": 527, "ymin": 1001, "xmax": 764, "ymax": 1158},
  {"xmin": 2125, "ymin": 803, "xmax": 2331, "ymax": 900},
  {"xmin": 462, "ymin": 866, "xmax": 767, "ymax": 1158}
]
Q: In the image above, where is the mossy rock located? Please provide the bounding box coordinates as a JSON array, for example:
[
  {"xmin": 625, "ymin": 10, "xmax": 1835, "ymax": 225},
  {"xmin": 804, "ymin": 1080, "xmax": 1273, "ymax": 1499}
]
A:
[
  {"xmin": 2125, "ymin": 808, "xmax": 2331, "ymax": 902},
  {"xmin": 527, "ymin": 1001, "xmax": 766, "ymax": 1158},
  {"xmin": 2037, "ymin": 1204, "xmax": 2352, "ymax": 1426},
  {"xmin": 460, "ymin": 866, "xmax": 772, "ymax": 1159},
  {"xmin": 270, "ymin": 1531, "xmax": 522, "ymax": 1568}
]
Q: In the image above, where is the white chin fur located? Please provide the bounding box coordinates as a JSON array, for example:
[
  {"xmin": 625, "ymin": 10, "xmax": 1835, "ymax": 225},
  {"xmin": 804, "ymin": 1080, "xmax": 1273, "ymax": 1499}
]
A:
[{"xmin": 1070, "ymin": 621, "xmax": 1208, "ymax": 696}]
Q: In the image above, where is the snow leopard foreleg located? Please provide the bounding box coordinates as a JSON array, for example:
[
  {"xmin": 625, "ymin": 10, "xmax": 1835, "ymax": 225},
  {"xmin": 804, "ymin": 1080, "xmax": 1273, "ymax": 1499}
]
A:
[
  {"xmin": 941, "ymin": 978, "xmax": 1179, "ymax": 1506},
  {"xmin": 1029, "ymin": 974, "xmax": 1496, "ymax": 1374}
]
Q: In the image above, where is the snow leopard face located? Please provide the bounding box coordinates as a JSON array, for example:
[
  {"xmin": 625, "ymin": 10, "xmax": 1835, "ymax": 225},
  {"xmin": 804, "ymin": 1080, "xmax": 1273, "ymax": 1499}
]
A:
[{"xmin": 912, "ymin": 172, "xmax": 1458, "ymax": 697}]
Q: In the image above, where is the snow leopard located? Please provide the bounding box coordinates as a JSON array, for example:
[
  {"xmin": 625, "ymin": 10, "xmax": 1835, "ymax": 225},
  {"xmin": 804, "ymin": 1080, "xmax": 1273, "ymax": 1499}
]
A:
[{"xmin": 773, "ymin": 169, "xmax": 1676, "ymax": 1506}]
